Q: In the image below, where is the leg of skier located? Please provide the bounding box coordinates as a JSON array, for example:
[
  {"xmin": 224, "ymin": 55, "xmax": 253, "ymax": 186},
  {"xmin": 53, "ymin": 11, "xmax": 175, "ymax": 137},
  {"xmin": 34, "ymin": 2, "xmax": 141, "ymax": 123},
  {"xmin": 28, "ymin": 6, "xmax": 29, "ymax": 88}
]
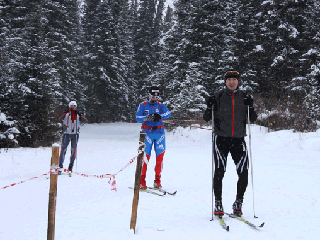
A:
[
  {"xmin": 213, "ymin": 136, "xmax": 230, "ymax": 216},
  {"xmin": 140, "ymin": 135, "xmax": 153, "ymax": 189},
  {"xmin": 154, "ymin": 133, "xmax": 166, "ymax": 188},
  {"xmin": 230, "ymin": 138, "xmax": 249, "ymax": 216},
  {"xmin": 69, "ymin": 134, "xmax": 79, "ymax": 172},
  {"xmin": 59, "ymin": 134, "xmax": 71, "ymax": 172}
]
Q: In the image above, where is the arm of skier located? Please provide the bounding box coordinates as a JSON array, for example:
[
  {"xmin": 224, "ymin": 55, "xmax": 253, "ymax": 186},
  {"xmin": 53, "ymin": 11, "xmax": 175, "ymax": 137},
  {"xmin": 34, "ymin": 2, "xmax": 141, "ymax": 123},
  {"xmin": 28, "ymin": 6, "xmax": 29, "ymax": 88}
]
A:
[
  {"xmin": 80, "ymin": 116, "xmax": 88, "ymax": 122},
  {"xmin": 203, "ymin": 96, "xmax": 215, "ymax": 122},
  {"xmin": 160, "ymin": 104, "xmax": 171, "ymax": 120},
  {"xmin": 74, "ymin": 110, "xmax": 88, "ymax": 123},
  {"xmin": 244, "ymin": 94, "xmax": 258, "ymax": 123},
  {"xmin": 58, "ymin": 110, "xmax": 68, "ymax": 132},
  {"xmin": 136, "ymin": 103, "xmax": 146, "ymax": 123},
  {"xmin": 58, "ymin": 111, "xmax": 67, "ymax": 121}
]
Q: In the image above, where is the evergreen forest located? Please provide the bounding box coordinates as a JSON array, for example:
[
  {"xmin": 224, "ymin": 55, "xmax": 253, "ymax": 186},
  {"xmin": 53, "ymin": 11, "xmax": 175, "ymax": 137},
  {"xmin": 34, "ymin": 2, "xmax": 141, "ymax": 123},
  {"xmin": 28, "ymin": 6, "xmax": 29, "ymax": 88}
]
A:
[{"xmin": 1, "ymin": 0, "xmax": 320, "ymax": 148}]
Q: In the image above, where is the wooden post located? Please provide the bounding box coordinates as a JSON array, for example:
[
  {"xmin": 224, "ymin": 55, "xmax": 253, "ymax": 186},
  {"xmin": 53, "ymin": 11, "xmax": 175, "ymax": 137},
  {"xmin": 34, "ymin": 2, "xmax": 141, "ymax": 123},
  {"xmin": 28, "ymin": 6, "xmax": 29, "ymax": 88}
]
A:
[
  {"xmin": 130, "ymin": 131, "xmax": 146, "ymax": 234},
  {"xmin": 47, "ymin": 145, "xmax": 59, "ymax": 240}
]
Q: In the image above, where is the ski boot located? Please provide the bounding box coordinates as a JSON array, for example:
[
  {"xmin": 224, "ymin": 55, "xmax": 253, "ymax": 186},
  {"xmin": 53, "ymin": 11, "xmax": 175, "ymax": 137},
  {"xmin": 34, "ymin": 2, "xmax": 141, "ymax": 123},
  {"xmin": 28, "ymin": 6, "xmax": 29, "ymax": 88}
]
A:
[
  {"xmin": 153, "ymin": 175, "xmax": 162, "ymax": 188},
  {"xmin": 232, "ymin": 198, "xmax": 243, "ymax": 216},
  {"xmin": 214, "ymin": 200, "xmax": 224, "ymax": 216},
  {"xmin": 68, "ymin": 166, "xmax": 73, "ymax": 177}
]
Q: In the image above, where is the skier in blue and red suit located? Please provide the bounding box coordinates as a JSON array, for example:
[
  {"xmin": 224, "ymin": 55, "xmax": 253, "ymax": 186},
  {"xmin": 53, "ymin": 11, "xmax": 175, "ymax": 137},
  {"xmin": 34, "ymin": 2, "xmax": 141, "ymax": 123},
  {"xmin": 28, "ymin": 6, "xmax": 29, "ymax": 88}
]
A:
[{"xmin": 136, "ymin": 86, "xmax": 171, "ymax": 189}]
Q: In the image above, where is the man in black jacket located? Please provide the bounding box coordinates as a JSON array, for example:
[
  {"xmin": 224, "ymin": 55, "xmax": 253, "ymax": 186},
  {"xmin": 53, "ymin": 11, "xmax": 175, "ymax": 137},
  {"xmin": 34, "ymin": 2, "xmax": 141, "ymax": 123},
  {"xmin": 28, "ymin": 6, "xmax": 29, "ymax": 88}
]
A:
[{"xmin": 203, "ymin": 70, "xmax": 258, "ymax": 217}]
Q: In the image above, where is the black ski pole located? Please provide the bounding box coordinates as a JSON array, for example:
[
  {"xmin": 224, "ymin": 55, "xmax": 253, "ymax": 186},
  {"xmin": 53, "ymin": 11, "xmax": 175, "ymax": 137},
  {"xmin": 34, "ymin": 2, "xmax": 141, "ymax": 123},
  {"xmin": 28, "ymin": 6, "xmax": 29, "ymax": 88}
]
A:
[
  {"xmin": 248, "ymin": 105, "xmax": 257, "ymax": 218},
  {"xmin": 211, "ymin": 107, "xmax": 215, "ymax": 221},
  {"xmin": 75, "ymin": 117, "xmax": 78, "ymax": 172}
]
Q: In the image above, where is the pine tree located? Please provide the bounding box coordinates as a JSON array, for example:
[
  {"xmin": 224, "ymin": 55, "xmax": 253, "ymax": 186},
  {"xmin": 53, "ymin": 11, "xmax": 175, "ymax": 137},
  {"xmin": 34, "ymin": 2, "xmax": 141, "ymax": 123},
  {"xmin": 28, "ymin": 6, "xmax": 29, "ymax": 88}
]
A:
[
  {"xmin": 132, "ymin": 0, "xmax": 165, "ymax": 100},
  {"xmin": 83, "ymin": 0, "xmax": 135, "ymax": 122}
]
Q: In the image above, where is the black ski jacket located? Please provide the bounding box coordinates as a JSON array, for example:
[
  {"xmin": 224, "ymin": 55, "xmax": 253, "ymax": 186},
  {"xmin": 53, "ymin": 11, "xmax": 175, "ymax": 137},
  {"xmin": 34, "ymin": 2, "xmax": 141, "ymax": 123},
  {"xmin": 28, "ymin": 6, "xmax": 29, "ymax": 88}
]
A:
[{"xmin": 203, "ymin": 88, "xmax": 257, "ymax": 138}]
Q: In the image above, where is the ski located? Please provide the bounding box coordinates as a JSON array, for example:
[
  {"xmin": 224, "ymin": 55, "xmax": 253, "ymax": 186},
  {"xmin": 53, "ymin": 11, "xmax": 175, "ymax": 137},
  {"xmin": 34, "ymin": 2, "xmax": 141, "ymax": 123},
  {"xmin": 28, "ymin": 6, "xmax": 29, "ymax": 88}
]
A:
[
  {"xmin": 217, "ymin": 215, "xmax": 229, "ymax": 231},
  {"xmin": 129, "ymin": 187, "xmax": 166, "ymax": 196},
  {"xmin": 225, "ymin": 213, "xmax": 265, "ymax": 229},
  {"xmin": 147, "ymin": 187, "xmax": 177, "ymax": 196},
  {"xmin": 58, "ymin": 172, "xmax": 72, "ymax": 177}
]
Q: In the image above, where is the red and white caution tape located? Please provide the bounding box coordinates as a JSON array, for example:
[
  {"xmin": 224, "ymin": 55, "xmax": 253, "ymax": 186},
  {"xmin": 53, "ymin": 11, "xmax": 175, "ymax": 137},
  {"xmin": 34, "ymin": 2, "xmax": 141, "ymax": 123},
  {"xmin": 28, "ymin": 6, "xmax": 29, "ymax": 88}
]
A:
[
  {"xmin": 1, "ymin": 153, "xmax": 142, "ymax": 192},
  {"xmin": 1, "ymin": 172, "xmax": 51, "ymax": 190}
]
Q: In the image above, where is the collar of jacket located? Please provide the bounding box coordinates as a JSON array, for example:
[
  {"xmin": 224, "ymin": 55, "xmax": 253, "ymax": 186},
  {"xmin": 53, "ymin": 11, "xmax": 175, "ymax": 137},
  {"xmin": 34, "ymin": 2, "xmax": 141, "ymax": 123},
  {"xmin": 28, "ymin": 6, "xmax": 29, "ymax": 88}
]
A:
[
  {"xmin": 147, "ymin": 98, "xmax": 158, "ymax": 105},
  {"xmin": 225, "ymin": 87, "xmax": 239, "ymax": 95}
]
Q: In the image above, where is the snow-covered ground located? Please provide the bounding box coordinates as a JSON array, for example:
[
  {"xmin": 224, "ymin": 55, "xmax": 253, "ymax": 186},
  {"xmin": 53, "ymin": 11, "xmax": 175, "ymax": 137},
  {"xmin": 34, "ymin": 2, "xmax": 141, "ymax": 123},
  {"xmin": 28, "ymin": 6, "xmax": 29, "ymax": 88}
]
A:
[{"xmin": 1, "ymin": 123, "xmax": 320, "ymax": 240}]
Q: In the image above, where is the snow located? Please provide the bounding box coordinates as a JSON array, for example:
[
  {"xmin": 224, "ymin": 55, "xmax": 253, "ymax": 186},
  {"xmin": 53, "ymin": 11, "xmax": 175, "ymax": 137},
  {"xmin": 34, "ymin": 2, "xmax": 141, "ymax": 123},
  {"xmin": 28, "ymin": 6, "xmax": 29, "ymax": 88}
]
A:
[
  {"xmin": 166, "ymin": 0, "xmax": 174, "ymax": 8},
  {"xmin": 1, "ymin": 123, "xmax": 320, "ymax": 240},
  {"xmin": 255, "ymin": 45, "xmax": 264, "ymax": 52},
  {"xmin": 0, "ymin": 112, "xmax": 6, "ymax": 121},
  {"xmin": 262, "ymin": 0, "xmax": 274, "ymax": 5},
  {"xmin": 271, "ymin": 56, "xmax": 284, "ymax": 66}
]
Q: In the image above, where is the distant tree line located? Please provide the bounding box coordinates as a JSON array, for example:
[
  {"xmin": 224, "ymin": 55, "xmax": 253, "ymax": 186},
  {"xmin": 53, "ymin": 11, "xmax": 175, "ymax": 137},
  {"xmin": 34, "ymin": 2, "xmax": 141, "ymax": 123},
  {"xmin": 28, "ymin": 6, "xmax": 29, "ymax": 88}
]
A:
[{"xmin": 1, "ymin": 0, "xmax": 319, "ymax": 148}]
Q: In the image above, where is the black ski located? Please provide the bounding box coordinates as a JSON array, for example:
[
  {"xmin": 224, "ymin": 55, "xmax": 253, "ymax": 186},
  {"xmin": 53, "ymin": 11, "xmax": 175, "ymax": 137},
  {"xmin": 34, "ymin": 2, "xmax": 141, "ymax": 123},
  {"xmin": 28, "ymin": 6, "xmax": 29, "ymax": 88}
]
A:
[
  {"xmin": 147, "ymin": 187, "xmax": 177, "ymax": 195},
  {"xmin": 225, "ymin": 213, "xmax": 265, "ymax": 229},
  {"xmin": 129, "ymin": 187, "xmax": 166, "ymax": 196},
  {"xmin": 217, "ymin": 215, "xmax": 229, "ymax": 231}
]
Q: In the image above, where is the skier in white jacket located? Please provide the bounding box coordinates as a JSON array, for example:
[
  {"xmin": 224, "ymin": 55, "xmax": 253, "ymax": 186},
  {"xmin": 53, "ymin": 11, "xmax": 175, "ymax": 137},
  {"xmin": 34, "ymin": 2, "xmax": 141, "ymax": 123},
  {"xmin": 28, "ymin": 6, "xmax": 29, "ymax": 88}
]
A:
[{"xmin": 58, "ymin": 101, "xmax": 88, "ymax": 174}]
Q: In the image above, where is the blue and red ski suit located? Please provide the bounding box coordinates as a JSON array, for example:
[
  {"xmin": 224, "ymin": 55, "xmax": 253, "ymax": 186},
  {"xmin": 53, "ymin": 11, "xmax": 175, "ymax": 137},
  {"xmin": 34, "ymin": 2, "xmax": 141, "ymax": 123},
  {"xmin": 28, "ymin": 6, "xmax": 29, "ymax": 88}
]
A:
[{"xmin": 136, "ymin": 99, "xmax": 171, "ymax": 185}]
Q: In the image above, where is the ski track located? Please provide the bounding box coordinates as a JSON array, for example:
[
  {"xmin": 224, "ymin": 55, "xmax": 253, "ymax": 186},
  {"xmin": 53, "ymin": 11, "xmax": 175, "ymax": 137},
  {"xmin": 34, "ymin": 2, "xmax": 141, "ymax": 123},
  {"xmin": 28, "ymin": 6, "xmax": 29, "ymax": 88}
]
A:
[{"xmin": 0, "ymin": 123, "xmax": 320, "ymax": 240}]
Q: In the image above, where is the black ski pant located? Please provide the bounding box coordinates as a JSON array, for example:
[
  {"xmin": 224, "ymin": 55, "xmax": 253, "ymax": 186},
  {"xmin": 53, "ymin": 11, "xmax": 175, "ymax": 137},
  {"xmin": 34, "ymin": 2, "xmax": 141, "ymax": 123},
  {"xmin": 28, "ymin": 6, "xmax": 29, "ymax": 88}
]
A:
[
  {"xmin": 59, "ymin": 134, "xmax": 79, "ymax": 171},
  {"xmin": 213, "ymin": 135, "xmax": 249, "ymax": 201}
]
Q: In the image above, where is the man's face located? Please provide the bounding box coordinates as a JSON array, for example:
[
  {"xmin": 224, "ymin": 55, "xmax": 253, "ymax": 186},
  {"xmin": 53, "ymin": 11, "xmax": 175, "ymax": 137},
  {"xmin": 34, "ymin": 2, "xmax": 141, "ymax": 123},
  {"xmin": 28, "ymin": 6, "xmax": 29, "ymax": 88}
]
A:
[
  {"xmin": 226, "ymin": 78, "xmax": 239, "ymax": 90},
  {"xmin": 149, "ymin": 94, "xmax": 159, "ymax": 102},
  {"xmin": 70, "ymin": 105, "xmax": 77, "ymax": 111}
]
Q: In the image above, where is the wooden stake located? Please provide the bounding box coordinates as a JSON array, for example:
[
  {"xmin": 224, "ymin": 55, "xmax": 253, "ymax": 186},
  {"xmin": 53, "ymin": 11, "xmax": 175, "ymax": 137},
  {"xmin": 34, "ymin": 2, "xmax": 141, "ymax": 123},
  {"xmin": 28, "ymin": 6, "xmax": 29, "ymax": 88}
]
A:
[
  {"xmin": 47, "ymin": 145, "xmax": 59, "ymax": 240},
  {"xmin": 130, "ymin": 131, "xmax": 146, "ymax": 234}
]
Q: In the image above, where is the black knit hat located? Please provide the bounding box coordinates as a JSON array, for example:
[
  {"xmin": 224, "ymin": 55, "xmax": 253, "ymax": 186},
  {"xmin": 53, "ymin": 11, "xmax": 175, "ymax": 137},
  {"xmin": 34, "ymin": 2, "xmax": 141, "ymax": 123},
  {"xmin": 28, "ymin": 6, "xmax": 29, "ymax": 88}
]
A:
[
  {"xmin": 225, "ymin": 71, "xmax": 240, "ymax": 80},
  {"xmin": 149, "ymin": 86, "xmax": 160, "ymax": 97}
]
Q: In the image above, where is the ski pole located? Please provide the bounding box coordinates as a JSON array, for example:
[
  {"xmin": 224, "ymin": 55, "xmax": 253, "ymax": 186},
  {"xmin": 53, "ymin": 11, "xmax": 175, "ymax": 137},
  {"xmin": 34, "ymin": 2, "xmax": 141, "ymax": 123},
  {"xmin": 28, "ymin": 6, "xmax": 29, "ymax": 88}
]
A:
[
  {"xmin": 247, "ymin": 106, "xmax": 257, "ymax": 218},
  {"xmin": 75, "ymin": 117, "xmax": 78, "ymax": 172},
  {"xmin": 211, "ymin": 107, "xmax": 215, "ymax": 221}
]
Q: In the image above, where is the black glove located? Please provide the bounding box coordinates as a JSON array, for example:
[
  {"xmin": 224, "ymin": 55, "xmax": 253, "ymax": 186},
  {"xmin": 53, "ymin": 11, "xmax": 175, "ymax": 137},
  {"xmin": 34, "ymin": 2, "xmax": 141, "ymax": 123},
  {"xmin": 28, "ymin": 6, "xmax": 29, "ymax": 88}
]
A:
[
  {"xmin": 153, "ymin": 113, "xmax": 161, "ymax": 122},
  {"xmin": 203, "ymin": 108, "xmax": 212, "ymax": 122},
  {"xmin": 244, "ymin": 95, "xmax": 254, "ymax": 108},
  {"xmin": 206, "ymin": 96, "xmax": 216, "ymax": 108},
  {"xmin": 145, "ymin": 114, "xmax": 154, "ymax": 121}
]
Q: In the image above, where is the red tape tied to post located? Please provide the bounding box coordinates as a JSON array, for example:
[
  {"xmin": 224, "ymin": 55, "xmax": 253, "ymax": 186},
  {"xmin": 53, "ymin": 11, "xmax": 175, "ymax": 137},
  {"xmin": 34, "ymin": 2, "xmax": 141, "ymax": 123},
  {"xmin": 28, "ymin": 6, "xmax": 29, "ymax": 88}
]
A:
[{"xmin": 1, "ymin": 154, "xmax": 140, "ymax": 191}]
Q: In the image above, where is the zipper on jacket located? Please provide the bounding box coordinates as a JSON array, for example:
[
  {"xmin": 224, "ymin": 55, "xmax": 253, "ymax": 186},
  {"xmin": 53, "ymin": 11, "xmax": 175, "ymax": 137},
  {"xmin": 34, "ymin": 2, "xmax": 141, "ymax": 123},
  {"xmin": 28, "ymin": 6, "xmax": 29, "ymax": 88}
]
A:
[{"xmin": 232, "ymin": 92, "xmax": 234, "ymax": 137}]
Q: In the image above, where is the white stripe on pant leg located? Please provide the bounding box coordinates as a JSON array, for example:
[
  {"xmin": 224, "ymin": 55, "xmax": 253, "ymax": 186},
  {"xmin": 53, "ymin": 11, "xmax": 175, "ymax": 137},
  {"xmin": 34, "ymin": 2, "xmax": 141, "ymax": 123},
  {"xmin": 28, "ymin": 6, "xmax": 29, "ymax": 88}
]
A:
[
  {"xmin": 236, "ymin": 149, "xmax": 248, "ymax": 173},
  {"xmin": 214, "ymin": 136, "xmax": 227, "ymax": 171}
]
